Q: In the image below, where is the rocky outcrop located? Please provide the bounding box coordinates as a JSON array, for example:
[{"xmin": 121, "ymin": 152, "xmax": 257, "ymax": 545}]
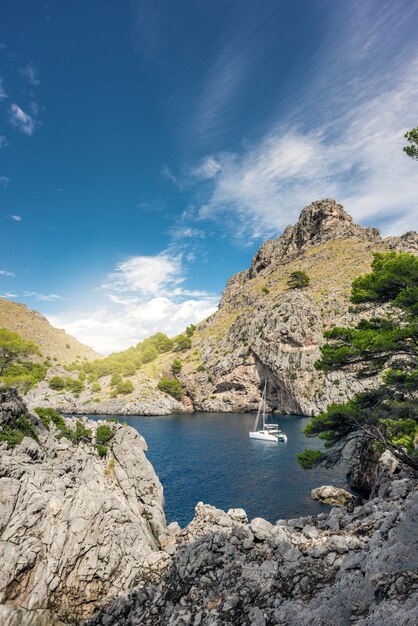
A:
[
  {"xmin": 0, "ymin": 390, "xmax": 166, "ymax": 625},
  {"xmin": 25, "ymin": 368, "xmax": 186, "ymax": 416},
  {"xmin": 176, "ymin": 199, "xmax": 418, "ymax": 416},
  {"xmin": 87, "ymin": 462, "xmax": 418, "ymax": 626},
  {"xmin": 310, "ymin": 485, "xmax": 358, "ymax": 509}
]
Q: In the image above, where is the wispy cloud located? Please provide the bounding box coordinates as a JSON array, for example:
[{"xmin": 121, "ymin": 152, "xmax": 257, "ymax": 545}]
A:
[
  {"xmin": 0, "ymin": 292, "xmax": 18, "ymax": 299},
  {"xmin": 0, "ymin": 176, "xmax": 9, "ymax": 187},
  {"xmin": 19, "ymin": 61, "xmax": 40, "ymax": 86},
  {"xmin": 0, "ymin": 270, "xmax": 15, "ymax": 277},
  {"xmin": 9, "ymin": 104, "xmax": 38, "ymax": 135},
  {"xmin": 9, "ymin": 214, "xmax": 22, "ymax": 221},
  {"xmin": 161, "ymin": 165, "xmax": 177, "ymax": 184},
  {"xmin": 0, "ymin": 78, "xmax": 7, "ymax": 100},
  {"xmin": 0, "ymin": 136, "xmax": 8, "ymax": 148},
  {"xmin": 190, "ymin": 157, "xmax": 222, "ymax": 180},
  {"xmin": 191, "ymin": 54, "xmax": 418, "ymax": 241},
  {"xmin": 23, "ymin": 291, "xmax": 63, "ymax": 302}
]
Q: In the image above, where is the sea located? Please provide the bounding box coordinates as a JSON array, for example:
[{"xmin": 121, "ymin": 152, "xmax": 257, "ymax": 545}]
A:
[{"xmin": 90, "ymin": 412, "xmax": 348, "ymax": 525}]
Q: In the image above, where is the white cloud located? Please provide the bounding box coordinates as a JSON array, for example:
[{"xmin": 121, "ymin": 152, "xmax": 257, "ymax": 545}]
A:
[
  {"xmin": 49, "ymin": 296, "xmax": 218, "ymax": 355},
  {"xmin": 194, "ymin": 55, "xmax": 418, "ymax": 240},
  {"xmin": 0, "ymin": 293, "xmax": 18, "ymax": 299},
  {"xmin": 19, "ymin": 61, "xmax": 40, "ymax": 86},
  {"xmin": 190, "ymin": 157, "xmax": 222, "ymax": 180},
  {"xmin": 0, "ymin": 270, "xmax": 15, "ymax": 277},
  {"xmin": 48, "ymin": 250, "xmax": 218, "ymax": 354},
  {"xmin": 102, "ymin": 253, "xmax": 185, "ymax": 296},
  {"xmin": 9, "ymin": 104, "xmax": 38, "ymax": 135},
  {"xmin": 0, "ymin": 136, "xmax": 8, "ymax": 148},
  {"xmin": 0, "ymin": 176, "xmax": 9, "ymax": 187},
  {"xmin": 0, "ymin": 78, "xmax": 7, "ymax": 100},
  {"xmin": 23, "ymin": 291, "xmax": 63, "ymax": 302},
  {"xmin": 9, "ymin": 214, "xmax": 22, "ymax": 221}
]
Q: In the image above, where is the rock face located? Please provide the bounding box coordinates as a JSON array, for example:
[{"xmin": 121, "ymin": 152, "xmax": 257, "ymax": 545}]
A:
[
  {"xmin": 87, "ymin": 464, "xmax": 418, "ymax": 626},
  {"xmin": 0, "ymin": 389, "xmax": 166, "ymax": 625},
  {"xmin": 175, "ymin": 199, "xmax": 418, "ymax": 416}
]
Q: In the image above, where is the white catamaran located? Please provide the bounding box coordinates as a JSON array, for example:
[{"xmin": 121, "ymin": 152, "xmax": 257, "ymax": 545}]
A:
[{"xmin": 249, "ymin": 380, "xmax": 287, "ymax": 442}]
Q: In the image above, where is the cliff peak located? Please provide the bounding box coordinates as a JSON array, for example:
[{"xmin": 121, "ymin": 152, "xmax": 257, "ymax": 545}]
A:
[{"xmin": 251, "ymin": 199, "xmax": 380, "ymax": 275}]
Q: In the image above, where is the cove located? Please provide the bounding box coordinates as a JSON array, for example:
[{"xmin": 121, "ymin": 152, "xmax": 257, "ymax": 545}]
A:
[{"xmin": 90, "ymin": 412, "xmax": 348, "ymax": 525}]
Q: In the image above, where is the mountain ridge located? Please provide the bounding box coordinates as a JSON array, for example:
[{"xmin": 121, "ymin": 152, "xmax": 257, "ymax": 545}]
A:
[
  {"xmin": 0, "ymin": 298, "xmax": 101, "ymax": 365},
  {"xmin": 7, "ymin": 198, "xmax": 418, "ymax": 416}
]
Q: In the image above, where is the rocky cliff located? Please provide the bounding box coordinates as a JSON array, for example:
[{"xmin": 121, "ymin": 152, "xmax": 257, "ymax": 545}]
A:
[
  {"xmin": 14, "ymin": 198, "xmax": 418, "ymax": 416},
  {"xmin": 0, "ymin": 389, "xmax": 166, "ymax": 625},
  {"xmin": 174, "ymin": 199, "xmax": 418, "ymax": 415},
  {"xmin": 88, "ymin": 455, "xmax": 418, "ymax": 626}
]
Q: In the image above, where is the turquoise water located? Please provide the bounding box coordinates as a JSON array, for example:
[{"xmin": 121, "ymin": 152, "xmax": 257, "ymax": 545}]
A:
[{"xmin": 91, "ymin": 412, "xmax": 347, "ymax": 525}]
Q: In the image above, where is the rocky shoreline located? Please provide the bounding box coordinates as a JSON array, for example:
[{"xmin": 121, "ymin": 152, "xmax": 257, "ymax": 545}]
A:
[
  {"xmin": 88, "ymin": 457, "xmax": 418, "ymax": 626},
  {"xmin": 1, "ymin": 390, "xmax": 417, "ymax": 625}
]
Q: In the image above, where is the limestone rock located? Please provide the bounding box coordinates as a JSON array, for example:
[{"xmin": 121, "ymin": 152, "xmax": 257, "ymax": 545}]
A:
[
  {"xmin": 310, "ymin": 485, "xmax": 357, "ymax": 507},
  {"xmin": 0, "ymin": 390, "xmax": 166, "ymax": 624},
  {"xmin": 88, "ymin": 470, "xmax": 418, "ymax": 626},
  {"xmin": 177, "ymin": 199, "xmax": 418, "ymax": 417},
  {"xmin": 250, "ymin": 517, "xmax": 273, "ymax": 540}
]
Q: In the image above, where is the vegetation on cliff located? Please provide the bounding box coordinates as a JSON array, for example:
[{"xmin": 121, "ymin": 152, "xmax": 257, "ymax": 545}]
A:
[
  {"xmin": 403, "ymin": 125, "xmax": 418, "ymax": 160},
  {"xmin": 0, "ymin": 328, "xmax": 46, "ymax": 392},
  {"xmin": 298, "ymin": 252, "xmax": 418, "ymax": 470}
]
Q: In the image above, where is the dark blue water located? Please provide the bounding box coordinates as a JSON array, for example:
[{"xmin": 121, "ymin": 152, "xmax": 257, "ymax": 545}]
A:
[{"xmin": 90, "ymin": 413, "xmax": 347, "ymax": 525}]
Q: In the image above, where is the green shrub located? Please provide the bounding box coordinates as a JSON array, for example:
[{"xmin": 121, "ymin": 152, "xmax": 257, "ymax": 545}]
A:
[
  {"xmin": 261, "ymin": 286, "xmax": 270, "ymax": 294},
  {"xmin": 287, "ymin": 271, "xmax": 310, "ymax": 289},
  {"xmin": 116, "ymin": 379, "xmax": 133, "ymax": 395},
  {"xmin": 65, "ymin": 378, "xmax": 84, "ymax": 394},
  {"xmin": 171, "ymin": 359, "xmax": 182, "ymax": 375},
  {"xmin": 96, "ymin": 424, "xmax": 113, "ymax": 444},
  {"xmin": 157, "ymin": 378, "xmax": 184, "ymax": 400},
  {"xmin": 197, "ymin": 364, "xmax": 205, "ymax": 373},
  {"xmin": 110, "ymin": 372, "xmax": 122, "ymax": 387},
  {"xmin": 296, "ymin": 449, "xmax": 325, "ymax": 469},
  {"xmin": 185, "ymin": 324, "xmax": 196, "ymax": 337},
  {"xmin": 49, "ymin": 376, "xmax": 66, "ymax": 390},
  {"xmin": 35, "ymin": 407, "xmax": 65, "ymax": 430},
  {"xmin": 91, "ymin": 382, "xmax": 101, "ymax": 393},
  {"xmin": 0, "ymin": 413, "xmax": 38, "ymax": 447},
  {"xmin": 56, "ymin": 420, "xmax": 91, "ymax": 443},
  {"xmin": 174, "ymin": 335, "xmax": 192, "ymax": 351},
  {"xmin": 97, "ymin": 444, "xmax": 108, "ymax": 458}
]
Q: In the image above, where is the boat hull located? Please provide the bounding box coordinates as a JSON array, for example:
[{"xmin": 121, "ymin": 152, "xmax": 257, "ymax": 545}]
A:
[{"xmin": 249, "ymin": 430, "xmax": 279, "ymax": 442}]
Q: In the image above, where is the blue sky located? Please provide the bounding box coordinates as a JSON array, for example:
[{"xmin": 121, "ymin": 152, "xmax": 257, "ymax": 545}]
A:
[{"xmin": 1, "ymin": 0, "xmax": 418, "ymax": 353}]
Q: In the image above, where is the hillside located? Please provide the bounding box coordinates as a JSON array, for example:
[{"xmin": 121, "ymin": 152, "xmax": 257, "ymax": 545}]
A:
[
  {"xmin": 23, "ymin": 199, "xmax": 418, "ymax": 415},
  {"xmin": 0, "ymin": 298, "xmax": 101, "ymax": 365}
]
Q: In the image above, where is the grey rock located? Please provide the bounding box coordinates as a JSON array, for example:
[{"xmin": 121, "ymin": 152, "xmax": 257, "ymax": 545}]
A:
[
  {"xmin": 250, "ymin": 517, "xmax": 273, "ymax": 541},
  {"xmin": 0, "ymin": 391, "xmax": 166, "ymax": 624}
]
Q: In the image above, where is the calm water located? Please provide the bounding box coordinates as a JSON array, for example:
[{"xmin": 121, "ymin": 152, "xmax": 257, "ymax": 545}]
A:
[{"xmin": 90, "ymin": 413, "xmax": 347, "ymax": 525}]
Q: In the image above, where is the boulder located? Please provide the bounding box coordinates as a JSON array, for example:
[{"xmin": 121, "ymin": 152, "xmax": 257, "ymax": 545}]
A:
[{"xmin": 310, "ymin": 485, "xmax": 357, "ymax": 507}]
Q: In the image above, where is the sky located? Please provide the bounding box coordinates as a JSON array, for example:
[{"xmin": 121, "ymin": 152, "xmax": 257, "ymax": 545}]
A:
[{"xmin": 0, "ymin": 0, "xmax": 417, "ymax": 354}]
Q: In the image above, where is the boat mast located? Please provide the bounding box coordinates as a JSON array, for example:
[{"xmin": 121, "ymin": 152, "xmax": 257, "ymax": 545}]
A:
[
  {"xmin": 252, "ymin": 379, "xmax": 266, "ymax": 432},
  {"xmin": 262, "ymin": 379, "xmax": 267, "ymax": 430}
]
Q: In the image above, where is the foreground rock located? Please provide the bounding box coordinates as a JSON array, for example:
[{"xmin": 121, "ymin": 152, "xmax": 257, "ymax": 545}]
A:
[
  {"xmin": 0, "ymin": 390, "xmax": 166, "ymax": 625},
  {"xmin": 88, "ymin": 460, "xmax": 418, "ymax": 626}
]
